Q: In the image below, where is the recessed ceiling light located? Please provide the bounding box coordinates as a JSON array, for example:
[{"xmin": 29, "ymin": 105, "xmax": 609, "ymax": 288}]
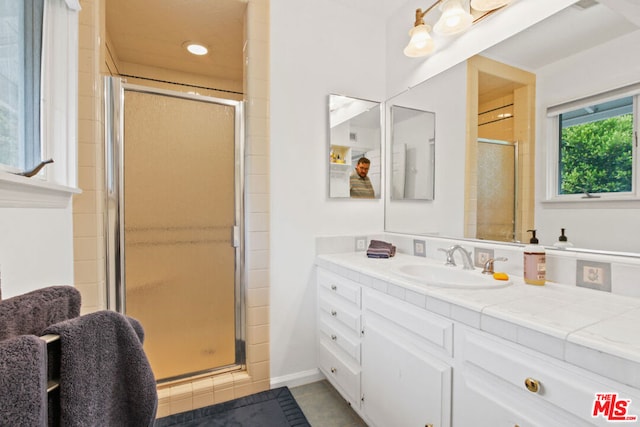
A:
[{"xmin": 183, "ymin": 42, "xmax": 208, "ymax": 56}]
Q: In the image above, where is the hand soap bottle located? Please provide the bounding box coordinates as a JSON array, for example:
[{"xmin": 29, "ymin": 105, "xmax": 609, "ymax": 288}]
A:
[
  {"xmin": 524, "ymin": 229, "xmax": 546, "ymax": 285},
  {"xmin": 553, "ymin": 228, "xmax": 574, "ymax": 249}
]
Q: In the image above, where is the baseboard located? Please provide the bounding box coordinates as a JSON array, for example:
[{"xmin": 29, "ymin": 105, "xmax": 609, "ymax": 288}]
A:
[{"xmin": 270, "ymin": 368, "xmax": 325, "ymax": 389}]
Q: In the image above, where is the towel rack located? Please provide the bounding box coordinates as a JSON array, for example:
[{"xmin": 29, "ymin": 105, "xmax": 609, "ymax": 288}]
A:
[{"xmin": 40, "ymin": 333, "xmax": 61, "ymax": 426}]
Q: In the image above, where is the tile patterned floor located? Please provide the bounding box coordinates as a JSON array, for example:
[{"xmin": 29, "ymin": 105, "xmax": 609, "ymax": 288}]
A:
[{"xmin": 290, "ymin": 380, "xmax": 368, "ymax": 427}]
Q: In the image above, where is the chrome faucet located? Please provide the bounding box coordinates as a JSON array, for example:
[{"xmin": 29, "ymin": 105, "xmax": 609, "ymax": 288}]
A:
[
  {"xmin": 481, "ymin": 257, "xmax": 508, "ymax": 275},
  {"xmin": 438, "ymin": 245, "xmax": 475, "ymax": 270}
]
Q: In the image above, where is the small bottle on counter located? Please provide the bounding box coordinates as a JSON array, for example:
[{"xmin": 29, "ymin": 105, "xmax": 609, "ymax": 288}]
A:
[
  {"xmin": 524, "ymin": 229, "xmax": 546, "ymax": 286},
  {"xmin": 553, "ymin": 228, "xmax": 574, "ymax": 249}
]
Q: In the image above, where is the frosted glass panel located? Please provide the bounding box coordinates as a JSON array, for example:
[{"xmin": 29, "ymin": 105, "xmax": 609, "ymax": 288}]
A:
[
  {"xmin": 123, "ymin": 91, "xmax": 236, "ymax": 380},
  {"xmin": 477, "ymin": 141, "xmax": 515, "ymax": 242}
]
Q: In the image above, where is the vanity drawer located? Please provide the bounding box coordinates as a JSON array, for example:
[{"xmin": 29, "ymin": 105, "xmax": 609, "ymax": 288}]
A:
[
  {"xmin": 319, "ymin": 316, "xmax": 361, "ymax": 363},
  {"xmin": 317, "ymin": 268, "xmax": 361, "ymax": 307},
  {"xmin": 363, "ymin": 288, "xmax": 453, "ymax": 358},
  {"xmin": 318, "ymin": 293, "xmax": 361, "ymax": 333},
  {"xmin": 460, "ymin": 328, "xmax": 640, "ymax": 426},
  {"xmin": 319, "ymin": 339, "xmax": 360, "ymax": 407}
]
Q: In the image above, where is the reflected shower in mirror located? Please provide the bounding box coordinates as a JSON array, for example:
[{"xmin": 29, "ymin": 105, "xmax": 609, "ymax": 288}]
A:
[
  {"xmin": 390, "ymin": 106, "xmax": 435, "ymax": 200},
  {"xmin": 328, "ymin": 94, "xmax": 382, "ymax": 199}
]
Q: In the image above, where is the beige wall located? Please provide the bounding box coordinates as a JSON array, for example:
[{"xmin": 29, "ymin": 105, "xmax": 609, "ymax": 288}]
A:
[{"xmin": 74, "ymin": 0, "xmax": 270, "ymax": 417}]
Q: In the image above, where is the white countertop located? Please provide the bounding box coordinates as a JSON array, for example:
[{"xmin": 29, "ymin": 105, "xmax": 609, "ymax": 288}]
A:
[{"xmin": 316, "ymin": 252, "xmax": 640, "ymax": 389}]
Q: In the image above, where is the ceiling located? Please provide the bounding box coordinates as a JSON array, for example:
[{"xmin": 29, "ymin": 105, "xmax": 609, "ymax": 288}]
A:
[
  {"xmin": 105, "ymin": 1, "xmax": 638, "ymax": 96},
  {"xmin": 105, "ymin": 0, "xmax": 247, "ymax": 82},
  {"xmin": 479, "ymin": 1, "xmax": 638, "ymax": 102},
  {"xmin": 482, "ymin": 1, "xmax": 638, "ymax": 72}
]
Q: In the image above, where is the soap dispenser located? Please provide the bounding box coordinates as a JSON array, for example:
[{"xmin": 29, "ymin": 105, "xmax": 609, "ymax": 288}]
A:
[
  {"xmin": 553, "ymin": 228, "xmax": 574, "ymax": 249},
  {"xmin": 524, "ymin": 229, "xmax": 546, "ymax": 285}
]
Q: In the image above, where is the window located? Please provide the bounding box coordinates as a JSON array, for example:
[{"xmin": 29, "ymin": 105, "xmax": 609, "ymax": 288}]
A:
[
  {"xmin": 548, "ymin": 85, "xmax": 640, "ymax": 200},
  {"xmin": 0, "ymin": 0, "xmax": 43, "ymax": 173},
  {"xmin": 558, "ymin": 96, "xmax": 634, "ymax": 195},
  {"xmin": 0, "ymin": 0, "xmax": 80, "ymax": 207}
]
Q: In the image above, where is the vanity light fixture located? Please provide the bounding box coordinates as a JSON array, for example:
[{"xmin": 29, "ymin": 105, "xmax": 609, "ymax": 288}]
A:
[
  {"xmin": 470, "ymin": 0, "xmax": 511, "ymax": 11},
  {"xmin": 433, "ymin": 0, "xmax": 473, "ymax": 36},
  {"xmin": 183, "ymin": 41, "xmax": 208, "ymax": 56},
  {"xmin": 404, "ymin": 0, "xmax": 512, "ymax": 58}
]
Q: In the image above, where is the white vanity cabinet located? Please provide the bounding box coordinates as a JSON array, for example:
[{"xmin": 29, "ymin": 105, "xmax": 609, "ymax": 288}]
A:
[
  {"xmin": 454, "ymin": 326, "xmax": 640, "ymax": 427},
  {"xmin": 316, "ymin": 268, "xmax": 362, "ymax": 409},
  {"xmin": 316, "ymin": 267, "xmax": 454, "ymax": 427},
  {"xmin": 361, "ymin": 288, "xmax": 453, "ymax": 427},
  {"xmin": 316, "ymin": 260, "xmax": 640, "ymax": 427}
]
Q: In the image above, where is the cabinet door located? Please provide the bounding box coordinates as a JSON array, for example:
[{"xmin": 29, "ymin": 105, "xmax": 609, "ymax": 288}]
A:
[{"xmin": 362, "ymin": 315, "xmax": 451, "ymax": 427}]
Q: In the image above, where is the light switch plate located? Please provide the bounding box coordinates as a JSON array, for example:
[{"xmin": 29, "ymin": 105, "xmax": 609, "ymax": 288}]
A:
[
  {"xmin": 576, "ymin": 260, "xmax": 611, "ymax": 292},
  {"xmin": 474, "ymin": 248, "xmax": 494, "ymax": 268},
  {"xmin": 355, "ymin": 236, "xmax": 367, "ymax": 252},
  {"xmin": 413, "ymin": 239, "xmax": 426, "ymax": 257}
]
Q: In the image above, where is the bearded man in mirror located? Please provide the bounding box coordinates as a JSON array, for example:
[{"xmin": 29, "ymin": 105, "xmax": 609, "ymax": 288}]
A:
[{"xmin": 350, "ymin": 157, "xmax": 374, "ymax": 198}]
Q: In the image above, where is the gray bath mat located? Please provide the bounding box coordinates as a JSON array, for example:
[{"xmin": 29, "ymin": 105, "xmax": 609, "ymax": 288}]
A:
[{"xmin": 154, "ymin": 386, "xmax": 310, "ymax": 427}]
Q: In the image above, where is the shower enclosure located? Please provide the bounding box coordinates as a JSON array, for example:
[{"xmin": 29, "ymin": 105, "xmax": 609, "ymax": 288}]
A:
[
  {"xmin": 476, "ymin": 138, "xmax": 518, "ymax": 243},
  {"xmin": 104, "ymin": 77, "xmax": 245, "ymax": 382}
]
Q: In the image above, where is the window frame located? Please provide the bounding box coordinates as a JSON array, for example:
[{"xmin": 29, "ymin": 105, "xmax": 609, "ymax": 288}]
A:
[{"xmin": 545, "ymin": 87, "xmax": 640, "ymax": 204}]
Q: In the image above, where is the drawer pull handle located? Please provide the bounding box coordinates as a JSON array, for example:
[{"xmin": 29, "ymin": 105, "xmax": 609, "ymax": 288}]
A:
[
  {"xmin": 331, "ymin": 284, "xmax": 337, "ymax": 291},
  {"xmin": 331, "ymin": 310, "xmax": 337, "ymax": 316},
  {"xmin": 524, "ymin": 377, "xmax": 540, "ymax": 393},
  {"xmin": 331, "ymin": 367, "xmax": 337, "ymax": 374},
  {"xmin": 331, "ymin": 334, "xmax": 337, "ymax": 341}
]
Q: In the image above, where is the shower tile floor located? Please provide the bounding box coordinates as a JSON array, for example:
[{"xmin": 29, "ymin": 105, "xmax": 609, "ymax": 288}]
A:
[{"xmin": 290, "ymin": 380, "xmax": 368, "ymax": 427}]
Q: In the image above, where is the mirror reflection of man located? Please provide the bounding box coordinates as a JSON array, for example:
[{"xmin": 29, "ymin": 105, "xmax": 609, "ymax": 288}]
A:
[{"xmin": 350, "ymin": 157, "xmax": 375, "ymax": 198}]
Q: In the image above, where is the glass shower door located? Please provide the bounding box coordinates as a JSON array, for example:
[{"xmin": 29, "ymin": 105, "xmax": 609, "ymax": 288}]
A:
[
  {"xmin": 477, "ymin": 138, "xmax": 517, "ymax": 243},
  {"xmin": 106, "ymin": 80, "xmax": 243, "ymax": 381}
]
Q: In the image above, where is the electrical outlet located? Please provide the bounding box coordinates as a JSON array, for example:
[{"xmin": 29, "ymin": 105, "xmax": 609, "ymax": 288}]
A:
[
  {"xmin": 474, "ymin": 248, "xmax": 494, "ymax": 268},
  {"xmin": 413, "ymin": 239, "xmax": 426, "ymax": 257},
  {"xmin": 576, "ymin": 260, "xmax": 611, "ymax": 292},
  {"xmin": 355, "ymin": 236, "xmax": 367, "ymax": 252}
]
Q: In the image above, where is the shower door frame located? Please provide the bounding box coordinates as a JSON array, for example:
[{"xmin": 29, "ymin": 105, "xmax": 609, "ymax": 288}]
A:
[{"xmin": 104, "ymin": 76, "xmax": 246, "ymax": 373}]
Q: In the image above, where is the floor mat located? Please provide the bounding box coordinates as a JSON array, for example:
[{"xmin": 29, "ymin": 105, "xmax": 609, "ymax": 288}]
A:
[{"xmin": 155, "ymin": 386, "xmax": 311, "ymax": 427}]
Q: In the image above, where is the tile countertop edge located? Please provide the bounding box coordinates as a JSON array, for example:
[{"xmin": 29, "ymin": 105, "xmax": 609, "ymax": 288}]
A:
[{"xmin": 315, "ymin": 252, "xmax": 640, "ymax": 390}]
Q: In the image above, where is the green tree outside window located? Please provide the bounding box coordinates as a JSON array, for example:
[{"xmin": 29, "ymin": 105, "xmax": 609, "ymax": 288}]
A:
[{"xmin": 559, "ymin": 113, "xmax": 633, "ymax": 194}]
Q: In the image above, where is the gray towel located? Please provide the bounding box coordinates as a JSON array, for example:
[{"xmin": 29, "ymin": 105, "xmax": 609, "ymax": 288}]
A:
[
  {"xmin": 0, "ymin": 335, "xmax": 47, "ymax": 426},
  {"xmin": 44, "ymin": 310, "xmax": 158, "ymax": 427},
  {"xmin": 0, "ymin": 285, "xmax": 81, "ymax": 341}
]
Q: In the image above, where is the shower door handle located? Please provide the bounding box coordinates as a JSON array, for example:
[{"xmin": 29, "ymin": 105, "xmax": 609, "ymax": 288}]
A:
[{"xmin": 232, "ymin": 226, "xmax": 240, "ymax": 247}]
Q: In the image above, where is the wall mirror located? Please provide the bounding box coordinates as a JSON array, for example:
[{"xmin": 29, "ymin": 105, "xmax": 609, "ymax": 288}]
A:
[
  {"xmin": 389, "ymin": 106, "xmax": 435, "ymax": 200},
  {"xmin": 384, "ymin": 1, "xmax": 640, "ymax": 254},
  {"xmin": 328, "ymin": 94, "xmax": 382, "ymax": 199}
]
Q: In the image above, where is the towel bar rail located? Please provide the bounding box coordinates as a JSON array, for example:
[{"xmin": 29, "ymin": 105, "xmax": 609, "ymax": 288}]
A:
[{"xmin": 40, "ymin": 333, "xmax": 61, "ymax": 424}]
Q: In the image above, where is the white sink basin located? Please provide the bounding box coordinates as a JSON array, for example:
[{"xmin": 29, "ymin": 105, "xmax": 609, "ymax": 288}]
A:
[{"xmin": 394, "ymin": 264, "xmax": 512, "ymax": 289}]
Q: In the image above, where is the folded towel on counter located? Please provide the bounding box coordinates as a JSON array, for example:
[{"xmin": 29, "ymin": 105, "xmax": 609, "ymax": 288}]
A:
[
  {"xmin": 0, "ymin": 285, "xmax": 81, "ymax": 341},
  {"xmin": 44, "ymin": 310, "xmax": 158, "ymax": 427},
  {"xmin": 0, "ymin": 335, "xmax": 48, "ymax": 426},
  {"xmin": 366, "ymin": 240, "xmax": 397, "ymax": 258}
]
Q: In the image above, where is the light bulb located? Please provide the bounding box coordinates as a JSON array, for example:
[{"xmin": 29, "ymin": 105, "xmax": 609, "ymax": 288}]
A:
[
  {"xmin": 470, "ymin": 0, "xmax": 511, "ymax": 12},
  {"xmin": 433, "ymin": 0, "xmax": 473, "ymax": 36},
  {"xmin": 403, "ymin": 24, "xmax": 435, "ymax": 57},
  {"xmin": 183, "ymin": 42, "xmax": 208, "ymax": 56}
]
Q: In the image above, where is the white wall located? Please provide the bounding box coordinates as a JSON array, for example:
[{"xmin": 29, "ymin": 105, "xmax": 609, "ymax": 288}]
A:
[
  {"xmin": 0, "ymin": 207, "xmax": 74, "ymax": 299},
  {"xmin": 384, "ymin": 62, "xmax": 467, "ymax": 236},
  {"xmin": 270, "ymin": 0, "xmax": 386, "ymax": 382},
  {"xmin": 535, "ymin": 29, "xmax": 640, "ymax": 251}
]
